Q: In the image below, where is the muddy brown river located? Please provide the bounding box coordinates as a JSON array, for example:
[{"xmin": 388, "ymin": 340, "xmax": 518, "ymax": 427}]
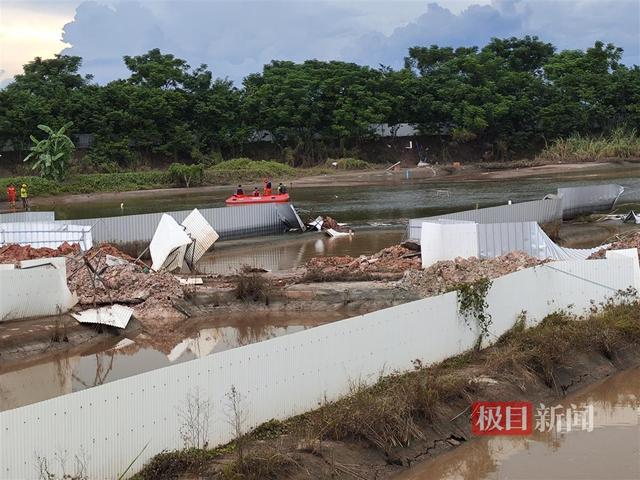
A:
[{"xmin": 395, "ymin": 368, "xmax": 640, "ymax": 480}]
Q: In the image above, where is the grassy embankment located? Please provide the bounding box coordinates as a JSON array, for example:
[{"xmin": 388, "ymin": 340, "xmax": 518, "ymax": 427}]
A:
[
  {"xmin": 0, "ymin": 158, "xmax": 373, "ymax": 200},
  {"xmin": 132, "ymin": 299, "xmax": 640, "ymax": 480},
  {"xmin": 537, "ymin": 128, "xmax": 640, "ymax": 163}
]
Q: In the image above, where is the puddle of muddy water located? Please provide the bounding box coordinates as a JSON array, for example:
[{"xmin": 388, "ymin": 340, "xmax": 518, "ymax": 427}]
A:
[
  {"xmin": 394, "ymin": 367, "xmax": 640, "ymax": 480},
  {"xmin": 0, "ymin": 311, "xmax": 347, "ymax": 412},
  {"xmin": 196, "ymin": 227, "xmax": 404, "ymax": 274}
]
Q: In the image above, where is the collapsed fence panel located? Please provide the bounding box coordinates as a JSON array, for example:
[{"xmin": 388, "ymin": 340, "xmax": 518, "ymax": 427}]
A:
[
  {"xmin": 64, "ymin": 203, "xmax": 304, "ymax": 247},
  {"xmin": 420, "ymin": 220, "xmax": 607, "ymax": 267},
  {"xmin": 556, "ymin": 184, "xmax": 624, "ymax": 219},
  {"xmin": 1, "ymin": 255, "xmax": 637, "ymax": 479},
  {"xmin": 0, "ymin": 257, "xmax": 77, "ymax": 321},
  {"xmin": 407, "ymin": 198, "xmax": 563, "ymax": 240}
]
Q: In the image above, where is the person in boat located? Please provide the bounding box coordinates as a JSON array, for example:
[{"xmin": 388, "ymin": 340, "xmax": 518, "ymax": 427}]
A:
[
  {"xmin": 236, "ymin": 184, "xmax": 244, "ymax": 195},
  {"xmin": 263, "ymin": 178, "xmax": 273, "ymax": 196},
  {"xmin": 277, "ymin": 182, "xmax": 288, "ymax": 194},
  {"xmin": 253, "ymin": 187, "xmax": 260, "ymax": 197}
]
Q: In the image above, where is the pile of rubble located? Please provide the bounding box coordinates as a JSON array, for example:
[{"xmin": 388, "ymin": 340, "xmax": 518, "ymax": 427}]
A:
[
  {"xmin": 0, "ymin": 242, "xmax": 80, "ymax": 263},
  {"xmin": 66, "ymin": 246, "xmax": 184, "ymax": 320},
  {"xmin": 401, "ymin": 251, "xmax": 547, "ymax": 297},
  {"xmin": 305, "ymin": 245, "xmax": 421, "ymax": 280},
  {"xmin": 588, "ymin": 232, "xmax": 640, "ymax": 260}
]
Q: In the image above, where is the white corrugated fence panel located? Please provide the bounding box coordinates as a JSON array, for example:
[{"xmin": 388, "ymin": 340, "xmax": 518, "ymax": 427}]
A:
[
  {"xmin": 0, "ymin": 257, "xmax": 77, "ymax": 321},
  {"xmin": 181, "ymin": 209, "xmax": 219, "ymax": 267},
  {"xmin": 149, "ymin": 214, "xmax": 192, "ymax": 271},
  {"xmin": 0, "ymin": 222, "xmax": 92, "ymax": 250}
]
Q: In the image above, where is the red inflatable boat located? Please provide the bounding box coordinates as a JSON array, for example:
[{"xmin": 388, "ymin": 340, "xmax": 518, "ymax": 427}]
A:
[{"xmin": 225, "ymin": 193, "xmax": 290, "ymax": 205}]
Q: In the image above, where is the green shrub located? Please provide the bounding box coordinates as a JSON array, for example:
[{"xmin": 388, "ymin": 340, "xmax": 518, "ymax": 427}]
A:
[
  {"xmin": 538, "ymin": 127, "xmax": 640, "ymax": 162},
  {"xmin": 0, "ymin": 172, "xmax": 168, "ymax": 199},
  {"xmin": 325, "ymin": 158, "xmax": 372, "ymax": 170},
  {"xmin": 167, "ymin": 163, "xmax": 205, "ymax": 187},
  {"xmin": 206, "ymin": 158, "xmax": 295, "ymax": 182}
]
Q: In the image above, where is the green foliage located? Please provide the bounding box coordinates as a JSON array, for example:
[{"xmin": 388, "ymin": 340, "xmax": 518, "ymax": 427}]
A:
[
  {"xmin": 1, "ymin": 40, "xmax": 638, "ymax": 171},
  {"xmin": 24, "ymin": 123, "xmax": 75, "ymax": 181},
  {"xmin": 0, "ymin": 172, "xmax": 167, "ymax": 199},
  {"xmin": 207, "ymin": 158, "xmax": 295, "ymax": 182},
  {"xmin": 538, "ymin": 127, "xmax": 640, "ymax": 162},
  {"xmin": 326, "ymin": 158, "xmax": 372, "ymax": 170},
  {"xmin": 167, "ymin": 162, "xmax": 204, "ymax": 187},
  {"xmin": 454, "ymin": 278, "xmax": 493, "ymax": 350}
]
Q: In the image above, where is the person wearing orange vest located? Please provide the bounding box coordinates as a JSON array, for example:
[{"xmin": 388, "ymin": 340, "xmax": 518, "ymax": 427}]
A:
[
  {"xmin": 6, "ymin": 183, "xmax": 16, "ymax": 209},
  {"xmin": 263, "ymin": 178, "xmax": 272, "ymax": 196}
]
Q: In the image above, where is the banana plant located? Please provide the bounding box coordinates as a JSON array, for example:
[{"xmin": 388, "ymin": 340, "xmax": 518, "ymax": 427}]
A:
[{"xmin": 24, "ymin": 122, "xmax": 75, "ymax": 181}]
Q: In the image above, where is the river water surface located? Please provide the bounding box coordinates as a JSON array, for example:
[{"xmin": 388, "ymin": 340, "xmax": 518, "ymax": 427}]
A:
[{"xmin": 395, "ymin": 368, "xmax": 640, "ymax": 480}]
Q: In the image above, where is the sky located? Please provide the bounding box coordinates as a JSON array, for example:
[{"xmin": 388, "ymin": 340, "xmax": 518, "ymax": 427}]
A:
[{"xmin": 1, "ymin": 0, "xmax": 639, "ymax": 87}]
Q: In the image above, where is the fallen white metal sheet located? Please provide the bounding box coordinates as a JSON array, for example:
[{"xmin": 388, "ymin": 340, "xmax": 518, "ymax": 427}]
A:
[
  {"xmin": 325, "ymin": 228, "xmax": 353, "ymax": 237},
  {"xmin": 623, "ymin": 211, "xmax": 640, "ymax": 224},
  {"xmin": 309, "ymin": 216, "xmax": 323, "ymax": 231},
  {"xmin": 177, "ymin": 276, "xmax": 203, "ymax": 285},
  {"xmin": 0, "ymin": 257, "xmax": 77, "ymax": 321},
  {"xmin": 149, "ymin": 214, "xmax": 192, "ymax": 271},
  {"xmin": 72, "ymin": 305, "xmax": 134, "ymax": 329},
  {"xmin": 0, "ymin": 222, "xmax": 92, "ymax": 250},
  {"xmin": 181, "ymin": 209, "xmax": 219, "ymax": 268}
]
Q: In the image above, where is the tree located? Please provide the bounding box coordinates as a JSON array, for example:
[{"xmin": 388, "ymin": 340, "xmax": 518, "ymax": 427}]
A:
[{"xmin": 24, "ymin": 123, "xmax": 75, "ymax": 181}]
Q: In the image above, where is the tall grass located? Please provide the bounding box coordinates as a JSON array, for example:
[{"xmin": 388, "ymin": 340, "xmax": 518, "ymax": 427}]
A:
[{"xmin": 538, "ymin": 127, "xmax": 640, "ymax": 162}]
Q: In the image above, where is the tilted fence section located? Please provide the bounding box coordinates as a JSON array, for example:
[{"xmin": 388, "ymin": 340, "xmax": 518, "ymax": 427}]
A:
[
  {"xmin": 62, "ymin": 203, "xmax": 304, "ymax": 246},
  {"xmin": 0, "ymin": 254, "xmax": 638, "ymax": 479},
  {"xmin": 407, "ymin": 198, "xmax": 563, "ymax": 240}
]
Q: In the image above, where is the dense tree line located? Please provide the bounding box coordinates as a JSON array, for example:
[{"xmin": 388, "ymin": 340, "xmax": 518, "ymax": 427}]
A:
[{"xmin": 0, "ymin": 36, "xmax": 638, "ymax": 169}]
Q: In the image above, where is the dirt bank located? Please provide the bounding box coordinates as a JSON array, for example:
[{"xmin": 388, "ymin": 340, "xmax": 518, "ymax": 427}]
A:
[{"xmin": 133, "ymin": 302, "xmax": 640, "ymax": 480}]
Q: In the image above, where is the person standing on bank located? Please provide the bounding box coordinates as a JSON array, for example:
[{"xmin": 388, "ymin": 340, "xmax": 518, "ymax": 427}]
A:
[{"xmin": 20, "ymin": 183, "xmax": 29, "ymax": 210}]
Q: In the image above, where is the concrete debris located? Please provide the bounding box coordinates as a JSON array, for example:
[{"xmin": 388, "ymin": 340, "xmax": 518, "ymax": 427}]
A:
[
  {"xmin": 401, "ymin": 251, "xmax": 547, "ymax": 297},
  {"xmin": 588, "ymin": 232, "xmax": 640, "ymax": 259},
  {"xmin": 72, "ymin": 305, "xmax": 134, "ymax": 329},
  {"xmin": 67, "ymin": 260, "xmax": 184, "ymax": 320},
  {"xmin": 0, "ymin": 242, "xmax": 80, "ymax": 263},
  {"xmin": 105, "ymin": 254, "xmax": 129, "ymax": 267},
  {"xmin": 306, "ymin": 245, "xmax": 422, "ymax": 278}
]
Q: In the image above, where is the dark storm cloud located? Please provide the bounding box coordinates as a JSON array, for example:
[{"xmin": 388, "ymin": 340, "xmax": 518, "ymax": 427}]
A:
[{"xmin": 59, "ymin": 0, "xmax": 640, "ymax": 84}]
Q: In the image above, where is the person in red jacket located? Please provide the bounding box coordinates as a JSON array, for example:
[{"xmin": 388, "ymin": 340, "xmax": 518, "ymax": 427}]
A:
[{"xmin": 6, "ymin": 183, "xmax": 16, "ymax": 209}]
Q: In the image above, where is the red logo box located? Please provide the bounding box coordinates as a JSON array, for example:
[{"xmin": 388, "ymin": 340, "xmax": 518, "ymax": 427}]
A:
[{"xmin": 471, "ymin": 401, "xmax": 532, "ymax": 435}]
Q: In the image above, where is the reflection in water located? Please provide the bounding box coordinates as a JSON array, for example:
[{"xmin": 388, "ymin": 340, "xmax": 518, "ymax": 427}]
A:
[
  {"xmin": 48, "ymin": 173, "xmax": 640, "ymax": 222},
  {"xmin": 196, "ymin": 228, "xmax": 404, "ymax": 274},
  {"xmin": 0, "ymin": 311, "xmax": 343, "ymax": 412},
  {"xmin": 395, "ymin": 368, "xmax": 640, "ymax": 480}
]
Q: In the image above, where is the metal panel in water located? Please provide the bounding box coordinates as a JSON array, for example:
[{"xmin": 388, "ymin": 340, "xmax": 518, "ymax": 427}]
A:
[
  {"xmin": 407, "ymin": 198, "xmax": 563, "ymax": 240},
  {"xmin": 557, "ymin": 184, "xmax": 624, "ymax": 219},
  {"xmin": 64, "ymin": 203, "xmax": 298, "ymax": 245},
  {"xmin": 0, "ymin": 211, "xmax": 55, "ymax": 223}
]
